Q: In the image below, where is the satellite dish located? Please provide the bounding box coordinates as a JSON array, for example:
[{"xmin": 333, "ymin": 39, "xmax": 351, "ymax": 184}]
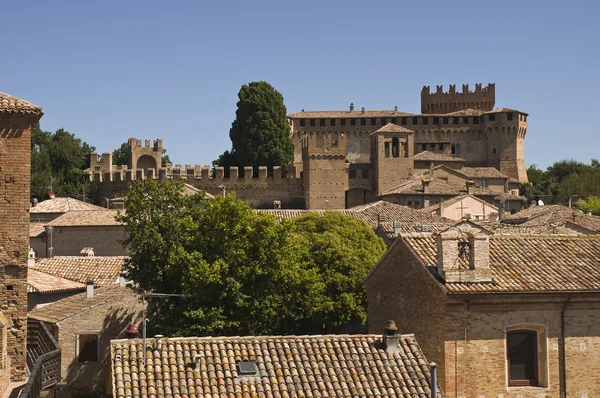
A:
[{"xmin": 538, "ymin": 200, "xmax": 544, "ymax": 206}]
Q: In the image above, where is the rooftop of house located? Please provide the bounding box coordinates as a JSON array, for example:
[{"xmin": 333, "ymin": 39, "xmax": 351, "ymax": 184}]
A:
[
  {"xmin": 29, "ymin": 285, "xmax": 137, "ymax": 323},
  {"xmin": 31, "ymin": 256, "xmax": 127, "ymax": 287},
  {"xmin": 27, "ymin": 268, "xmax": 85, "ymax": 294},
  {"xmin": 447, "ymin": 166, "xmax": 510, "ymax": 180},
  {"xmin": 30, "ymin": 196, "xmax": 107, "ymax": 214},
  {"xmin": 413, "ymin": 151, "xmax": 464, "ymax": 162},
  {"xmin": 0, "ymin": 92, "xmax": 43, "ymax": 115},
  {"xmin": 398, "ymin": 233, "xmax": 600, "ymax": 294},
  {"xmin": 418, "ymin": 194, "xmax": 498, "ymax": 214},
  {"xmin": 287, "ymin": 107, "xmax": 526, "ymax": 119},
  {"xmin": 502, "ymin": 205, "xmax": 600, "ymax": 231},
  {"xmin": 110, "ymin": 333, "xmax": 440, "ymax": 398},
  {"xmin": 258, "ymin": 200, "xmax": 451, "ymax": 230},
  {"xmin": 370, "ymin": 123, "xmax": 415, "ymax": 134},
  {"xmin": 30, "ymin": 222, "xmax": 46, "ymax": 238},
  {"xmin": 46, "ymin": 209, "xmax": 122, "ymax": 227}
]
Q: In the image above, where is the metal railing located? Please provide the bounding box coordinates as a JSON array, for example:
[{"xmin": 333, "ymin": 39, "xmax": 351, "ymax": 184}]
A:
[{"xmin": 20, "ymin": 320, "xmax": 61, "ymax": 398}]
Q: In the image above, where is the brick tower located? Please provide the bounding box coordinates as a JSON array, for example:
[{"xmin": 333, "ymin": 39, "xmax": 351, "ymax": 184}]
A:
[
  {"xmin": 0, "ymin": 92, "xmax": 43, "ymax": 380},
  {"xmin": 370, "ymin": 123, "xmax": 415, "ymax": 195},
  {"xmin": 127, "ymin": 138, "xmax": 163, "ymax": 170}
]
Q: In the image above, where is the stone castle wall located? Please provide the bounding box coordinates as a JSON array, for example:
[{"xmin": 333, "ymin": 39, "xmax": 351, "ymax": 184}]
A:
[{"xmin": 421, "ymin": 83, "xmax": 495, "ymax": 113}]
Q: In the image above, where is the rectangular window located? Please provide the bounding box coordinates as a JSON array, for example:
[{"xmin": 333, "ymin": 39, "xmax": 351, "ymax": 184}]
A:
[
  {"xmin": 310, "ymin": 119, "xmax": 316, "ymax": 127},
  {"xmin": 429, "ymin": 144, "xmax": 436, "ymax": 150},
  {"xmin": 320, "ymin": 119, "xmax": 325, "ymax": 127},
  {"xmin": 384, "ymin": 142, "xmax": 390, "ymax": 157},
  {"xmin": 412, "ymin": 117, "xmax": 418, "ymax": 124},
  {"xmin": 489, "ymin": 114, "xmax": 496, "ymax": 122},
  {"xmin": 381, "ymin": 117, "xmax": 387, "ymax": 125},
  {"xmin": 524, "ymin": 115, "xmax": 527, "ymax": 122},
  {"xmin": 330, "ymin": 119, "xmax": 336, "ymax": 126},
  {"xmin": 463, "ymin": 117, "xmax": 469, "ymax": 124},
  {"xmin": 423, "ymin": 118, "xmax": 429, "ymax": 125},
  {"xmin": 443, "ymin": 117, "xmax": 449, "ymax": 124},
  {"xmin": 362, "ymin": 169, "xmax": 369, "ymax": 179},
  {"xmin": 316, "ymin": 132, "xmax": 323, "ymax": 147},
  {"xmin": 507, "ymin": 113, "xmax": 513, "ymax": 121},
  {"xmin": 421, "ymin": 144, "xmax": 427, "ymax": 151},
  {"xmin": 351, "ymin": 119, "xmax": 356, "ymax": 126},
  {"xmin": 349, "ymin": 170, "xmax": 357, "ymax": 179},
  {"xmin": 300, "ymin": 119, "xmax": 306, "ymax": 127},
  {"xmin": 433, "ymin": 117, "xmax": 439, "ymax": 124},
  {"xmin": 340, "ymin": 119, "xmax": 346, "ymax": 126},
  {"xmin": 507, "ymin": 330, "xmax": 538, "ymax": 386},
  {"xmin": 479, "ymin": 179, "xmax": 488, "ymax": 188},
  {"xmin": 371, "ymin": 118, "xmax": 377, "ymax": 125},
  {"xmin": 331, "ymin": 134, "xmax": 338, "ymax": 146},
  {"xmin": 391, "ymin": 117, "xmax": 397, "ymax": 124},
  {"xmin": 361, "ymin": 118, "xmax": 366, "ymax": 126},
  {"xmin": 453, "ymin": 117, "xmax": 459, "ymax": 124},
  {"xmin": 78, "ymin": 333, "xmax": 99, "ymax": 362},
  {"xmin": 473, "ymin": 116, "xmax": 480, "ymax": 124},
  {"xmin": 401, "ymin": 117, "xmax": 407, "ymax": 125},
  {"xmin": 438, "ymin": 143, "xmax": 444, "ymax": 150}
]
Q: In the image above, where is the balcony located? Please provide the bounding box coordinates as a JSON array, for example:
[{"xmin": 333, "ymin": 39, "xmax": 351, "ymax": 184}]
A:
[{"xmin": 20, "ymin": 320, "xmax": 60, "ymax": 398}]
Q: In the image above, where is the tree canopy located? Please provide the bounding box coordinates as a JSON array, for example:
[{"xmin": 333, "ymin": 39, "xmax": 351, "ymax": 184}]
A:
[
  {"xmin": 112, "ymin": 141, "xmax": 171, "ymax": 167},
  {"xmin": 118, "ymin": 179, "xmax": 385, "ymax": 336},
  {"xmin": 31, "ymin": 123, "xmax": 96, "ymax": 201},
  {"xmin": 214, "ymin": 81, "xmax": 294, "ymax": 174}
]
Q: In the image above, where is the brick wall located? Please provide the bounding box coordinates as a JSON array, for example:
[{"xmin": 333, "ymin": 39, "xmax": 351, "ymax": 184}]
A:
[{"xmin": 0, "ymin": 111, "xmax": 40, "ymax": 380}]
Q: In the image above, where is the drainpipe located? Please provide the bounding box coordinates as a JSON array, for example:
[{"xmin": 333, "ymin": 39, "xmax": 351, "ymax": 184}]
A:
[
  {"xmin": 45, "ymin": 226, "xmax": 54, "ymax": 258},
  {"xmin": 430, "ymin": 362, "xmax": 437, "ymax": 398},
  {"xmin": 560, "ymin": 295, "xmax": 571, "ymax": 398}
]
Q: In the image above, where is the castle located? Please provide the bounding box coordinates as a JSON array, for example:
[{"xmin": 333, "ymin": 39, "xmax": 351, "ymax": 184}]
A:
[{"xmin": 90, "ymin": 83, "xmax": 528, "ymax": 210}]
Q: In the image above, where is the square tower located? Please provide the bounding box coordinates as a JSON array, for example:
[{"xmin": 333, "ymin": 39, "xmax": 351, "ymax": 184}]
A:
[
  {"xmin": 0, "ymin": 92, "xmax": 43, "ymax": 380},
  {"xmin": 370, "ymin": 123, "xmax": 415, "ymax": 195}
]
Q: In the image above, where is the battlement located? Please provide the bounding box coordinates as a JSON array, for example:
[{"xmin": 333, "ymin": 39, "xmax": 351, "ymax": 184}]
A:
[
  {"xmin": 91, "ymin": 164, "xmax": 300, "ymax": 183},
  {"xmin": 421, "ymin": 83, "xmax": 495, "ymax": 114},
  {"xmin": 89, "ymin": 151, "xmax": 113, "ymax": 172},
  {"xmin": 128, "ymin": 137, "xmax": 162, "ymax": 152}
]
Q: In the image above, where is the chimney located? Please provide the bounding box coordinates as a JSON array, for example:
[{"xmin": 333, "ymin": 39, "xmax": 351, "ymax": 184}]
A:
[
  {"xmin": 194, "ymin": 354, "xmax": 202, "ymax": 371},
  {"xmin": 429, "ymin": 162, "xmax": 435, "ymax": 177},
  {"xmin": 155, "ymin": 335, "xmax": 164, "ymax": 351},
  {"xmin": 80, "ymin": 247, "xmax": 95, "ymax": 257},
  {"xmin": 125, "ymin": 324, "xmax": 140, "ymax": 339},
  {"xmin": 430, "ymin": 362, "xmax": 438, "ymax": 398},
  {"xmin": 439, "ymin": 198, "xmax": 445, "ymax": 218},
  {"xmin": 49, "ymin": 192, "xmax": 56, "ymax": 199},
  {"xmin": 466, "ymin": 180, "xmax": 475, "ymax": 195},
  {"xmin": 119, "ymin": 271, "xmax": 128, "ymax": 287},
  {"xmin": 31, "ymin": 198, "xmax": 38, "ymax": 207},
  {"xmin": 45, "ymin": 226, "xmax": 54, "ymax": 258},
  {"xmin": 422, "ymin": 179, "xmax": 431, "ymax": 194},
  {"xmin": 28, "ymin": 247, "xmax": 36, "ymax": 267},
  {"xmin": 587, "ymin": 211, "xmax": 592, "ymax": 216},
  {"xmin": 383, "ymin": 320, "xmax": 400, "ymax": 353},
  {"xmin": 394, "ymin": 106, "xmax": 398, "ymax": 112},
  {"xmin": 273, "ymin": 200, "xmax": 281, "ymax": 209},
  {"xmin": 86, "ymin": 280, "xmax": 94, "ymax": 298},
  {"xmin": 349, "ymin": 103, "xmax": 354, "ymax": 111},
  {"xmin": 361, "ymin": 107, "xmax": 366, "ymax": 114},
  {"xmin": 393, "ymin": 219, "xmax": 401, "ymax": 236}
]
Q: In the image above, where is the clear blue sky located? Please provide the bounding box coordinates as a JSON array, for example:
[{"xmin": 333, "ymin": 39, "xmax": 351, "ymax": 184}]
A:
[{"xmin": 3, "ymin": 0, "xmax": 599, "ymax": 169}]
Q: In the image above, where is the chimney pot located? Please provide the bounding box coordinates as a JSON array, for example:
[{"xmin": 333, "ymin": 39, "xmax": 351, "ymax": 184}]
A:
[
  {"xmin": 393, "ymin": 219, "xmax": 401, "ymax": 236},
  {"xmin": 394, "ymin": 106, "xmax": 398, "ymax": 112},
  {"xmin": 49, "ymin": 192, "xmax": 56, "ymax": 199},
  {"xmin": 86, "ymin": 280, "xmax": 94, "ymax": 298},
  {"xmin": 383, "ymin": 320, "xmax": 400, "ymax": 353},
  {"xmin": 125, "ymin": 324, "xmax": 140, "ymax": 339},
  {"xmin": 349, "ymin": 103, "xmax": 354, "ymax": 111},
  {"xmin": 361, "ymin": 107, "xmax": 365, "ymax": 114},
  {"xmin": 32, "ymin": 198, "xmax": 38, "ymax": 207},
  {"xmin": 155, "ymin": 334, "xmax": 164, "ymax": 351},
  {"xmin": 119, "ymin": 272, "xmax": 128, "ymax": 287},
  {"xmin": 466, "ymin": 180, "xmax": 475, "ymax": 195}
]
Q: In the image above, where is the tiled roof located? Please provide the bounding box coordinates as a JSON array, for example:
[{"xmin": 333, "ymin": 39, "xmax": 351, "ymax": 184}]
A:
[
  {"xmin": 288, "ymin": 109, "xmax": 414, "ymax": 119},
  {"xmin": 402, "ymin": 234, "xmax": 600, "ymax": 294},
  {"xmin": 449, "ymin": 167, "xmax": 510, "ymax": 179},
  {"xmin": 370, "ymin": 123, "xmax": 414, "ymax": 134},
  {"xmin": 30, "ymin": 222, "xmax": 46, "ymax": 238},
  {"xmin": 27, "ymin": 268, "xmax": 85, "ymax": 294},
  {"xmin": 47, "ymin": 210, "xmax": 122, "ymax": 227},
  {"xmin": 258, "ymin": 201, "xmax": 451, "ymax": 230},
  {"xmin": 0, "ymin": 92, "xmax": 42, "ymax": 115},
  {"xmin": 413, "ymin": 152, "xmax": 464, "ymax": 162},
  {"xmin": 520, "ymin": 209, "xmax": 600, "ymax": 232},
  {"xmin": 183, "ymin": 183, "xmax": 215, "ymax": 199},
  {"xmin": 29, "ymin": 285, "xmax": 136, "ymax": 323},
  {"xmin": 110, "ymin": 334, "xmax": 440, "ymax": 398},
  {"xmin": 30, "ymin": 197, "xmax": 107, "ymax": 214},
  {"xmin": 418, "ymin": 195, "xmax": 498, "ymax": 214},
  {"xmin": 31, "ymin": 256, "xmax": 126, "ymax": 287},
  {"xmin": 482, "ymin": 107, "xmax": 527, "ymax": 115}
]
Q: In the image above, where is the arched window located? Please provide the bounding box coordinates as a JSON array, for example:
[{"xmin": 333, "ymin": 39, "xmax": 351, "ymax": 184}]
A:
[{"xmin": 392, "ymin": 138, "xmax": 399, "ymax": 158}]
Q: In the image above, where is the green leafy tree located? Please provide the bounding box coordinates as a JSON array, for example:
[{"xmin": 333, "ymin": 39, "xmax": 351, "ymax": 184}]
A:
[
  {"xmin": 215, "ymin": 81, "xmax": 294, "ymax": 174},
  {"xmin": 31, "ymin": 123, "xmax": 96, "ymax": 201},
  {"xmin": 113, "ymin": 142, "xmax": 171, "ymax": 167},
  {"xmin": 118, "ymin": 180, "xmax": 385, "ymax": 336},
  {"xmin": 577, "ymin": 196, "xmax": 600, "ymax": 215}
]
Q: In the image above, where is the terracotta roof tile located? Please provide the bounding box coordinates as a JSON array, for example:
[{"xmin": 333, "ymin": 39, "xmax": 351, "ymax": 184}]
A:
[
  {"xmin": 0, "ymin": 92, "xmax": 42, "ymax": 115},
  {"xmin": 414, "ymin": 151, "xmax": 464, "ymax": 162},
  {"xmin": 47, "ymin": 210, "xmax": 122, "ymax": 227},
  {"xmin": 450, "ymin": 167, "xmax": 510, "ymax": 179},
  {"xmin": 27, "ymin": 268, "xmax": 85, "ymax": 294},
  {"xmin": 29, "ymin": 285, "xmax": 137, "ymax": 323},
  {"xmin": 30, "ymin": 222, "xmax": 46, "ymax": 238},
  {"xmin": 482, "ymin": 107, "xmax": 527, "ymax": 115},
  {"xmin": 110, "ymin": 334, "xmax": 441, "ymax": 398},
  {"xmin": 30, "ymin": 197, "xmax": 107, "ymax": 214},
  {"xmin": 403, "ymin": 234, "xmax": 600, "ymax": 293},
  {"xmin": 370, "ymin": 123, "xmax": 415, "ymax": 134},
  {"xmin": 31, "ymin": 256, "xmax": 126, "ymax": 287},
  {"xmin": 502, "ymin": 205, "xmax": 600, "ymax": 233},
  {"xmin": 288, "ymin": 107, "xmax": 526, "ymax": 119}
]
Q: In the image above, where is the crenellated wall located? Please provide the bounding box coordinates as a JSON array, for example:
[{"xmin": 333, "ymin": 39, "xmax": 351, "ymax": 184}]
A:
[
  {"xmin": 93, "ymin": 164, "xmax": 305, "ymax": 209},
  {"xmin": 421, "ymin": 83, "xmax": 495, "ymax": 113}
]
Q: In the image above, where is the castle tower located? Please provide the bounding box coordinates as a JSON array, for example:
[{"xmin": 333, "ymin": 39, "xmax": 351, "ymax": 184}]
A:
[
  {"xmin": 128, "ymin": 138, "xmax": 163, "ymax": 171},
  {"xmin": 421, "ymin": 83, "xmax": 495, "ymax": 114},
  {"xmin": 370, "ymin": 123, "xmax": 415, "ymax": 195},
  {"xmin": 483, "ymin": 109, "xmax": 528, "ymax": 182},
  {"xmin": 0, "ymin": 92, "xmax": 43, "ymax": 380},
  {"xmin": 302, "ymin": 131, "xmax": 347, "ymax": 209}
]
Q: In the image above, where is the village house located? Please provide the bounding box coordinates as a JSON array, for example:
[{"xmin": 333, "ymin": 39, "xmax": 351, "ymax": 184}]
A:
[
  {"xmin": 365, "ymin": 221, "xmax": 600, "ymax": 397},
  {"xmin": 109, "ymin": 327, "xmax": 443, "ymax": 398},
  {"xmin": 419, "ymin": 194, "xmax": 499, "ymax": 222}
]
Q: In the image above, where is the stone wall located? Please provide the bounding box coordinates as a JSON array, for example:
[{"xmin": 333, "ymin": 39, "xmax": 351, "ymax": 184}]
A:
[
  {"xmin": 421, "ymin": 83, "xmax": 495, "ymax": 113},
  {"xmin": 51, "ymin": 226, "xmax": 127, "ymax": 257},
  {"xmin": 0, "ymin": 109, "xmax": 40, "ymax": 380}
]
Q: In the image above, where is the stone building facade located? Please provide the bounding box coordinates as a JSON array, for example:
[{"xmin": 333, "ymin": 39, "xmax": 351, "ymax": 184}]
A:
[
  {"xmin": 365, "ymin": 221, "xmax": 600, "ymax": 397},
  {"xmin": 0, "ymin": 92, "xmax": 43, "ymax": 384},
  {"xmin": 90, "ymin": 83, "xmax": 528, "ymax": 210}
]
